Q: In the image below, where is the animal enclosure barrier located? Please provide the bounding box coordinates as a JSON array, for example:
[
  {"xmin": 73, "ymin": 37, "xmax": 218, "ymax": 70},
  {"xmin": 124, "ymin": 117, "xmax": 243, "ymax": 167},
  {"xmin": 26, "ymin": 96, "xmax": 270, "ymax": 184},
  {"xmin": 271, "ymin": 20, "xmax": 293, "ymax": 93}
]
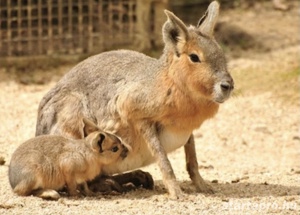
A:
[{"xmin": 0, "ymin": 0, "xmax": 167, "ymax": 57}]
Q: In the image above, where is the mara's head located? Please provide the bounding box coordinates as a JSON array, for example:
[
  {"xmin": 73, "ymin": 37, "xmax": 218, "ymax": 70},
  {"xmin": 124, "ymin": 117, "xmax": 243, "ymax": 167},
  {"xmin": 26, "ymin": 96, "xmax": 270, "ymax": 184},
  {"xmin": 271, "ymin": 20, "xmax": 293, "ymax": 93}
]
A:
[
  {"xmin": 162, "ymin": 1, "xmax": 234, "ymax": 104},
  {"xmin": 87, "ymin": 131, "xmax": 129, "ymax": 165},
  {"xmin": 82, "ymin": 118, "xmax": 129, "ymax": 164}
]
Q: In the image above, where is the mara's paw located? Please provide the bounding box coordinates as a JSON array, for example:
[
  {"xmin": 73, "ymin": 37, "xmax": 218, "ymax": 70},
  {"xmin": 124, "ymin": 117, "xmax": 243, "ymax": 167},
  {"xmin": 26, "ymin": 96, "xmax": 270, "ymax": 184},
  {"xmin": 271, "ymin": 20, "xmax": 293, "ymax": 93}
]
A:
[
  {"xmin": 168, "ymin": 185, "xmax": 186, "ymax": 200},
  {"xmin": 107, "ymin": 170, "xmax": 154, "ymax": 190},
  {"xmin": 35, "ymin": 189, "xmax": 61, "ymax": 200},
  {"xmin": 195, "ymin": 182, "xmax": 214, "ymax": 194},
  {"xmin": 125, "ymin": 170, "xmax": 154, "ymax": 190},
  {"xmin": 88, "ymin": 176, "xmax": 124, "ymax": 194},
  {"xmin": 164, "ymin": 179, "xmax": 185, "ymax": 200}
]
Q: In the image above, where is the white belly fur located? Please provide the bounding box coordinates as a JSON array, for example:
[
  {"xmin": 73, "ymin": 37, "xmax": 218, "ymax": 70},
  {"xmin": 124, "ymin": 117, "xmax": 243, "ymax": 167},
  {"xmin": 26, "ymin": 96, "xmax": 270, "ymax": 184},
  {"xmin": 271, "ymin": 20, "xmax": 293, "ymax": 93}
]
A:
[
  {"xmin": 102, "ymin": 127, "xmax": 192, "ymax": 175},
  {"xmin": 159, "ymin": 128, "xmax": 191, "ymax": 153},
  {"xmin": 135, "ymin": 128, "xmax": 191, "ymax": 166}
]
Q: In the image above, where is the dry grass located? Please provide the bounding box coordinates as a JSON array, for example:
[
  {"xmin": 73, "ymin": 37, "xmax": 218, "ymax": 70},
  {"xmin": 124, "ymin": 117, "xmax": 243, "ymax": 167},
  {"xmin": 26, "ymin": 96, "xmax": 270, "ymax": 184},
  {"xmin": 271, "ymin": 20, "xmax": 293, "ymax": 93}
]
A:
[{"xmin": 230, "ymin": 46, "xmax": 300, "ymax": 105}]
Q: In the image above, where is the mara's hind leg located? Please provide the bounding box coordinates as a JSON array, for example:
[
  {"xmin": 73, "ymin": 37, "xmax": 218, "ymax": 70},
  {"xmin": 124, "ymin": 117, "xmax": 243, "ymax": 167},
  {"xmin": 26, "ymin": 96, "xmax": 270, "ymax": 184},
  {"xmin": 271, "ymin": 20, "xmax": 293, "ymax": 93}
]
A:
[
  {"xmin": 13, "ymin": 179, "xmax": 35, "ymax": 196},
  {"xmin": 184, "ymin": 134, "xmax": 214, "ymax": 194},
  {"xmin": 36, "ymin": 91, "xmax": 90, "ymax": 139},
  {"xmin": 64, "ymin": 173, "xmax": 79, "ymax": 197},
  {"xmin": 35, "ymin": 87, "xmax": 62, "ymax": 136},
  {"xmin": 13, "ymin": 179, "xmax": 61, "ymax": 200},
  {"xmin": 49, "ymin": 93, "xmax": 92, "ymax": 139},
  {"xmin": 33, "ymin": 189, "xmax": 61, "ymax": 200}
]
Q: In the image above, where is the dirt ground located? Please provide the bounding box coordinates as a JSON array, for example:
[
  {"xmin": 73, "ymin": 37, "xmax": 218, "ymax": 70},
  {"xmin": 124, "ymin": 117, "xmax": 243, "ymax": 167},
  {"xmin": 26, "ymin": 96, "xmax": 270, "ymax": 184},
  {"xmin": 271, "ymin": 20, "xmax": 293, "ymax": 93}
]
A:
[{"xmin": 0, "ymin": 1, "xmax": 299, "ymax": 214}]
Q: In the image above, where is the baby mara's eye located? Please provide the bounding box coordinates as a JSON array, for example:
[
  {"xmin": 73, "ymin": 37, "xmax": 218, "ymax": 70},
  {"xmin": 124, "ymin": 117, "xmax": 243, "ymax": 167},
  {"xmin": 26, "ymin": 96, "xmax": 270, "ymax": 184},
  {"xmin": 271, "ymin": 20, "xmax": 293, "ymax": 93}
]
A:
[
  {"xmin": 111, "ymin": 146, "xmax": 119, "ymax": 152},
  {"xmin": 189, "ymin": 54, "xmax": 201, "ymax": 63}
]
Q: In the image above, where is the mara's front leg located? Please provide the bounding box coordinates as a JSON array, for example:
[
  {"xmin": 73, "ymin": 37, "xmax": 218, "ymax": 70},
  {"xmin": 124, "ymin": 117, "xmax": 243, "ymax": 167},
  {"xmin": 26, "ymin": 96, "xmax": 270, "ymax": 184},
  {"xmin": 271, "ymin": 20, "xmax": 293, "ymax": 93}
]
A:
[
  {"xmin": 141, "ymin": 122, "xmax": 183, "ymax": 199},
  {"xmin": 184, "ymin": 134, "xmax": 214, "ymax": 194}
]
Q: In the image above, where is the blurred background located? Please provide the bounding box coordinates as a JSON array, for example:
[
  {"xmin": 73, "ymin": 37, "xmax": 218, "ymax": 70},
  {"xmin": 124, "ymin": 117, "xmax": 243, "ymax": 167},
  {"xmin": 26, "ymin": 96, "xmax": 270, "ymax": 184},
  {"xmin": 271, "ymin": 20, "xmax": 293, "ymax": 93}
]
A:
[
  {"xmin": 0, "ymin": 1, "xmax": 299, "ymax": 213},
  {"xmin": 0, "ymin": 0, "xmax": 298, "ymax": 82}
]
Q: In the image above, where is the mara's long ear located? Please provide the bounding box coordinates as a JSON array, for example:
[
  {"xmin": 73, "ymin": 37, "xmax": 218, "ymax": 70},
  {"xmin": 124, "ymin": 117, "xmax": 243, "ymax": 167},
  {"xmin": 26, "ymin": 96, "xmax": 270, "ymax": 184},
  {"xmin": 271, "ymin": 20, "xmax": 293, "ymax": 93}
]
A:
[
  {"xmin": 90, "ymin": 132, "xmax": 105, "ymax": 151},
  {"xmin": 163, "ymin": 10, "xmax": 189, "ymax": 53},
  {"xmin": 197, "ymin": 1, "xmax": 219, "ymax": 38},
  {"xmin": 81, "ymin": 118, "xmax": 99, "ymax": 138}
]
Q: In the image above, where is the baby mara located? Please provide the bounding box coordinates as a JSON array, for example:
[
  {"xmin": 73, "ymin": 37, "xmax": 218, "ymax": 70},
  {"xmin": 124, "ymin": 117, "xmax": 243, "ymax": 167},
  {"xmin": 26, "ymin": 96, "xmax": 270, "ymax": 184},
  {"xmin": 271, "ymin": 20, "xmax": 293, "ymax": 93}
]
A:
[{"xmin": 9, "ymin": 118, "xmax": 128, "ymax": 200}]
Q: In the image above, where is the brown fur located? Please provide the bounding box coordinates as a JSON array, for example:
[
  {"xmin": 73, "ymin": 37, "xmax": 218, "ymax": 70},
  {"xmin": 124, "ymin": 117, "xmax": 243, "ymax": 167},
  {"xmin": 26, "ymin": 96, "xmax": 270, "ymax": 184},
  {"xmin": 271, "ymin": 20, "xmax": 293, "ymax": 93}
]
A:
[
  {"xmin": 35, "ymin": 1, "xmax": 234, "ymax": 199},
  {"xmin": 9, "ymin": 119, "xmax": 128, "ymax": 200}
]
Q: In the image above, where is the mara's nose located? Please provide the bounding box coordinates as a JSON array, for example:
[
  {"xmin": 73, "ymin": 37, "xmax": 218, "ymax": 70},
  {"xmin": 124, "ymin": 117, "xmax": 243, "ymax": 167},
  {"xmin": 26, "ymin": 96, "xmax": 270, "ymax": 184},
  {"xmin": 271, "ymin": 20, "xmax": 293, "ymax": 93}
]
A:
[
  {"xmin": 121, "ymin": 145, "xmax": 129, "ymax": 159},
  {"xmin": 220, "ymin": 80, "xmax": 234, "ymax": 92}
]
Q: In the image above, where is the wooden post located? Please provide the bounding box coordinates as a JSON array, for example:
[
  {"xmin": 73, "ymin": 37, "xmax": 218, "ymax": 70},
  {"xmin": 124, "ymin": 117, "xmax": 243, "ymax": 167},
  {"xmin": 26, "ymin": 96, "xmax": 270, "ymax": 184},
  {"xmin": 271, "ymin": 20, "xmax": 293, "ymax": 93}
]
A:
[
  {"xmin": 135, "ymin": 0, "xmax": 152, "ymax": 51},
  {"xmin": 97, "ymin": 0, "xmax": 103, "ymax": 51},
  {"xmin": 47, "ymin": 0, "xmax": 53, "ymax": 55},
  {"xmin": 87, "ymin": 0, "xmax": 93, "ymax": 53},
  {"xmin": 37, "ymin": 0, "xmax": 42, "ymax": 54},
  {"xmin": 152, "ymin": 0, "xmax": 169, "ymax": 48},
  {"xmin": 58, "ymin": 0, "xmax": 63, "ymax": 53},
  {"xmin": 17, "ymin": 0, "xmax": 22, "ymax": 55},
  {"xmin": 68, "ymin": 0, "xmax": 72, "ymax": 53},
  {"xmin": 7, "ymin": 0, "xmax": 12, "ymax": 56},
  {"xmin": 28, "ymin": 0, "xmax": 33, "ymax": 55},
  {"xmin": 78, "ymin": 0, "xmax": 83, "ymax": 53}
]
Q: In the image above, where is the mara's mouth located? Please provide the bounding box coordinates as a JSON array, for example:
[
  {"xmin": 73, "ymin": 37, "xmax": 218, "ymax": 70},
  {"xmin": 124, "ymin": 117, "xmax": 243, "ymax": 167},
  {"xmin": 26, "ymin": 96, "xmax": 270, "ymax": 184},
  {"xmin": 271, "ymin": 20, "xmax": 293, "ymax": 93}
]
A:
[
  {"xmin": 213, "ymin": 86, "xmax": 233, "ymax": 104},
  {"xmin": 213, "ymin": 94, "xmax": 231, "ymax": 104},
  {"xmin": 214, "ymin": 99, "xmax": 225, "ymax": 104}
]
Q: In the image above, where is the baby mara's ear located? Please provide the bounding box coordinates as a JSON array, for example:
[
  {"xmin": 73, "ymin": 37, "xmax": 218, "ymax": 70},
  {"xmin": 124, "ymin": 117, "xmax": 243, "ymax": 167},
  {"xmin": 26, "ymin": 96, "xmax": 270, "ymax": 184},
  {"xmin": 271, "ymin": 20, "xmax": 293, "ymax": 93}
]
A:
[
  {"xmin": 97, "ymin": 133, "xmax": 106, "ymax": 153},
  {"xmin": 90, "ymin": 132, "xmax": 106, "ymax": 152}
]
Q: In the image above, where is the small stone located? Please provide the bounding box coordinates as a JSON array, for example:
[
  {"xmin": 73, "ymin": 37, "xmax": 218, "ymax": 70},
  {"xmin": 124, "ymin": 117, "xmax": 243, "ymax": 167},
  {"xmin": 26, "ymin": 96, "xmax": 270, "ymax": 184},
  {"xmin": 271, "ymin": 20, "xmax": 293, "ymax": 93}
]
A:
[
  {"xmin": 211, "ymin": 179, "xmax": 218, "ymax": 184},
  {"xmin": 58, "ymin": 199, "xmax": 79, "ymax": 206},
  {"xmin": 280, "ymin": 191, "xmax": 288, "ymax": 196},
  {"xmin": 58, "ymin": 198, "xmax": 65, "ymax": 204},
  {"xmin": 285, "ymin": 196, "xmax": 295, "ymax": 201},
  {"xmin": 242, "ymin": 140, "xmax": 248, "ymax": 145},
  {"xmin": 293, "ymin": 170, "xmax": 300, "ymax": 174},
  {"xmin": 0, "ymin": 156, "xmax": 5, "ymax": 165},
  {"xmin": 254, "ymin": 125, "xmax": 271, "ymax": 134},
  {"xmin": 240, "ymin": 176, "xmax": 249, "ymax": 180},
  {"xmin": 231, "ymin": 178, "xmax": 240, "ymax": 183},
  {"xmin": 0, "ymin": 204, "xmax": 14, "ymax": 209},
  {"xmin": 221, "ymin": 198, "xmax": 229, "ymax": 202},
  {"xmin": 198, "ymin": 165, "xmax": 214, "ymax": 170},
  {"xmin": 263, "ymin": 181, "xmax": 269, "ymax": 185},
  {"xmin": 194, "ymin": 132, "xmax": 203, "ymax": 138},
  {"xmin": 293, "ymin": 136, "xmax": 300, "ymax": 140}
]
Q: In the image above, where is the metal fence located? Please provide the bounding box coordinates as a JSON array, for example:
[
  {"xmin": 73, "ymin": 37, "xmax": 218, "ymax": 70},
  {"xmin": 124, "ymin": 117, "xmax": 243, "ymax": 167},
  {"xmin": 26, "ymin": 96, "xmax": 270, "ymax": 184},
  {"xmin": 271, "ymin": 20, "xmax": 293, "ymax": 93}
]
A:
[{"xmin": 0, "ymin": 0, "xmax": 167, "ymax": 57}]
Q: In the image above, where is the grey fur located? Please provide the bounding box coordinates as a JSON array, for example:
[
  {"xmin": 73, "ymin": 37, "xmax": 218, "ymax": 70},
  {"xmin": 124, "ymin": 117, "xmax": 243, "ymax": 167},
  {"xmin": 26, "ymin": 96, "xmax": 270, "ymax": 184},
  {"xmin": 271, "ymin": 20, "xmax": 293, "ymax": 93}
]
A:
[{"xmin": 36, "ymin": 1, "xmax": 233, "ymax": 199}]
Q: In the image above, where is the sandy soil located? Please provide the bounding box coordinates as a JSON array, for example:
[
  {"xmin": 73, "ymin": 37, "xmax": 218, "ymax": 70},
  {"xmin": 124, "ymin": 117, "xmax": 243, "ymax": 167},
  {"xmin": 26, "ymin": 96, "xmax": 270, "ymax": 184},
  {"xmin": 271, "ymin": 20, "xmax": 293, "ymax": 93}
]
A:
[{"xmin": 0, "ymin": 1, "xmax": 299, "ymax": 214}]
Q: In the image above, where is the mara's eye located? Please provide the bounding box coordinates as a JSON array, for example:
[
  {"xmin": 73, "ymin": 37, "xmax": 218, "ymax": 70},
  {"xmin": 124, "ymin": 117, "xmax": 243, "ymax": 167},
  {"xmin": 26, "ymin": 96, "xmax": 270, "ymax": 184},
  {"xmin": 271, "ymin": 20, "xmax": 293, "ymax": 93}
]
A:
[
  {"xmin": 111, "ymin": 146, "xmax": 119, "ymax": 152},
  {"xmin": 189, "ymin": 54, "xmax": 201, "ymax": 63}
]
